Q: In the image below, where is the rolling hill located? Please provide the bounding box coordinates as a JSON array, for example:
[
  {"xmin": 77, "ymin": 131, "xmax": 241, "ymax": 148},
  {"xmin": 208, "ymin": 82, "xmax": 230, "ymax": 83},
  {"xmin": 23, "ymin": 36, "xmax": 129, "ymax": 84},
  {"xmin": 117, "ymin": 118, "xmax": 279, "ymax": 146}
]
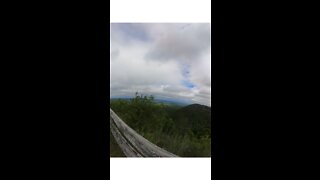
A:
[{"xmin": 172, "ymin": 104, "xmax": 211, "ymax": 138}]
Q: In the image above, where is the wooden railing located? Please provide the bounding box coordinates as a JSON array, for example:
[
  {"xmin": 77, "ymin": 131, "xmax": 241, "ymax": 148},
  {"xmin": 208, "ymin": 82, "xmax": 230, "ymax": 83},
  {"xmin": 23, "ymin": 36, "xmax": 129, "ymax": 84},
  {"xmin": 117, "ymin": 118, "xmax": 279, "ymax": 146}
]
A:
[{"xmin": 110, "ymin": 108, "xmax": 178, "ymax": 157}]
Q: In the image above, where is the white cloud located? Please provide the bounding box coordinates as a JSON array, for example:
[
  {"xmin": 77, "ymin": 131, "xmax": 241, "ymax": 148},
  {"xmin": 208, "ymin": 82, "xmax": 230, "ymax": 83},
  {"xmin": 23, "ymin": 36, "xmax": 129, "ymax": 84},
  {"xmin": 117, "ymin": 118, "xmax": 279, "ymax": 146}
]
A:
[{"xmin": 111, "ymin": 23, "xmax": 211, "ymax": 106}]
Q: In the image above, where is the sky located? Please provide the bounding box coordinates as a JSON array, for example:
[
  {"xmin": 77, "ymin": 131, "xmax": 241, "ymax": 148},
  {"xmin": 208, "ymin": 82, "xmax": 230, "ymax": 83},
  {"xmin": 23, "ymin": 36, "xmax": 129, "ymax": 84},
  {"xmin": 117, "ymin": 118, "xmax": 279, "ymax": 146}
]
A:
[{"xmin": 110, "ymin": 23, "xmax": 211, "ymax": 106}]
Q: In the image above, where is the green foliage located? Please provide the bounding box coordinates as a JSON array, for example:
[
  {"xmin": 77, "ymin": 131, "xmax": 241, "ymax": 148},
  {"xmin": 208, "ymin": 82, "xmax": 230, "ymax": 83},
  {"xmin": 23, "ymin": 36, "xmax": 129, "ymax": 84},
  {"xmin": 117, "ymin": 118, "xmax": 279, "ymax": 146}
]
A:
[{"xmin": 110, "ymin": 92, "xmax": 211, "ymax": 157}]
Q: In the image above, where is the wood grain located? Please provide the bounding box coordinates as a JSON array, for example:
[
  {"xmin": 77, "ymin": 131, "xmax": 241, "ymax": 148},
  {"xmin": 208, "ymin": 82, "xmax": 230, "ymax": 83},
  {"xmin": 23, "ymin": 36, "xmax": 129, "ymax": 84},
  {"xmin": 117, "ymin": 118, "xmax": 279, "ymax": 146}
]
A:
[{"xmin": 110, "ymin": 108, "xmax": 178, "ymax": 157}]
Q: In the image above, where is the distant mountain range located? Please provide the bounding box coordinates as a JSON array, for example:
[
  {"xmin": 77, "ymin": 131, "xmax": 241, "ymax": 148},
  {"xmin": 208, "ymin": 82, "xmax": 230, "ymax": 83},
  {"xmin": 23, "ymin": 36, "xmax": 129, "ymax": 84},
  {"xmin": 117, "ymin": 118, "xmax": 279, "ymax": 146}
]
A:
[
  {"xmin": 110, "ymin": 97, "xmax": 192, "ymax": 106},
  {"xmin": 154, "ymin": 99, "xmax": 191, "ymax": 106}
]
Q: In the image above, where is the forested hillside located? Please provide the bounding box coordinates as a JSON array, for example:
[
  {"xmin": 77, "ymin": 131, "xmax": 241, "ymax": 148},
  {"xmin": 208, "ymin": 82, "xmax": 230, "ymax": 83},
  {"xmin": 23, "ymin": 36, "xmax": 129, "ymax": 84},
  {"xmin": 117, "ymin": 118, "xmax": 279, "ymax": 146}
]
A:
[{"xmin": 110, "ymin": 93, "xmax": 211, "ymax": 157}]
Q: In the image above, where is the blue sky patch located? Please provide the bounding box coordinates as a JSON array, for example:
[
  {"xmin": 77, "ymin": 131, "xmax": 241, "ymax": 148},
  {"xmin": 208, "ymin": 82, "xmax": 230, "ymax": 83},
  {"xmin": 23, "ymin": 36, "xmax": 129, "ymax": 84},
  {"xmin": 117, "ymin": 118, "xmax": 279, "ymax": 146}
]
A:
[
  {"xmin": 119, "ymin": 23, "xmax": 150, "ymax": 42},
  {"xmin": 181, "ymin": 64, "xmax": 195, "ymax": 89},
  {"xmin": 182, "ymin": 80, "xmax": 195, "ymax": 89}
]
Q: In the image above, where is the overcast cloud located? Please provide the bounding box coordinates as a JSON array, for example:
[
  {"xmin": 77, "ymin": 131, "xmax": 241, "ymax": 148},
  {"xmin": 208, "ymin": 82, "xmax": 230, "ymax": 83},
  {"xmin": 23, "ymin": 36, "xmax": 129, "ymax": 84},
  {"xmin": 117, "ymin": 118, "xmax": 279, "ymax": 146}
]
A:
[{"xmin": 111, "ymin": 23, "xmax": 211, "ymax": 106}]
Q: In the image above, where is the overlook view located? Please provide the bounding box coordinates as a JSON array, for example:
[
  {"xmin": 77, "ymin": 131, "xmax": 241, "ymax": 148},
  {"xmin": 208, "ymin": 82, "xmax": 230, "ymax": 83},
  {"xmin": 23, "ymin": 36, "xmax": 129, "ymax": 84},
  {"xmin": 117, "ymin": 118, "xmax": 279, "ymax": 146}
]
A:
[{"xmin": 110, "ymin": 23, "xmax": 211, "ymax": 157}]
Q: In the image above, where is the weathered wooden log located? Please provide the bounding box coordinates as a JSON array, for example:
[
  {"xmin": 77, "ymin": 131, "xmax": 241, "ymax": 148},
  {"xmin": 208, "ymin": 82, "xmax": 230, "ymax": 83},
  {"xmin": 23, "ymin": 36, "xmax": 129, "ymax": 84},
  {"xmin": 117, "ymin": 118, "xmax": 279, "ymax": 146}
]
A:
[{"xmin": 110, "ymin": 108, "xmax": 178, "ymax": 157}]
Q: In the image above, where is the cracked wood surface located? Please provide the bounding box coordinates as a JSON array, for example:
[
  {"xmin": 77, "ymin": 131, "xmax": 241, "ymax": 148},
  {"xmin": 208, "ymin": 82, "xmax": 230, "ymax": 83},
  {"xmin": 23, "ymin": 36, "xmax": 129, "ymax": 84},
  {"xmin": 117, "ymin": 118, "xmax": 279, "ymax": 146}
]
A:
[{"xmin": 110, "ymin": 108, "xmax": 178, "ymax": 157}]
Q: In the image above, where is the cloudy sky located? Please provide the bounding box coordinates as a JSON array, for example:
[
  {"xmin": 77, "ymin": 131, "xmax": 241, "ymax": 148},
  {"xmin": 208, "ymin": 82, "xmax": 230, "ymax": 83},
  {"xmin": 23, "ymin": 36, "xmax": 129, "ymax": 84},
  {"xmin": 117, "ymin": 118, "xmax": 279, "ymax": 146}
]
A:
[{"xmin": 110, "ymin": 23, "xmax": 211, "ymax": 106}]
